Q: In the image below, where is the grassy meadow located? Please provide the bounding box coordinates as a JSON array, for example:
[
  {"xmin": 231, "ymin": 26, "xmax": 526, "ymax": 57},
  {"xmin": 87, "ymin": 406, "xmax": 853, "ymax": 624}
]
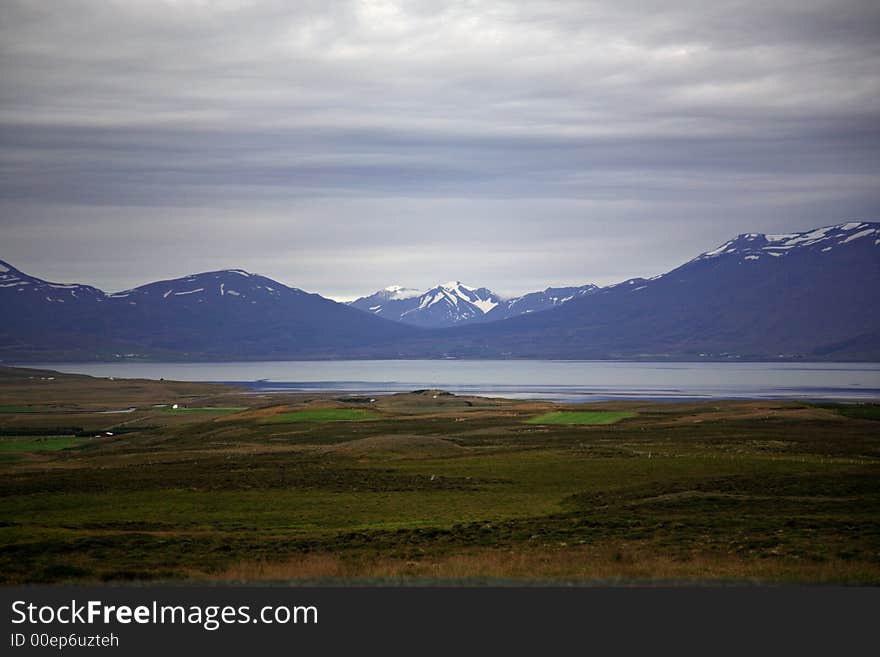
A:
[{"xmin": 0, "ymin": 366, "xmax": 878, "ymax": 585}]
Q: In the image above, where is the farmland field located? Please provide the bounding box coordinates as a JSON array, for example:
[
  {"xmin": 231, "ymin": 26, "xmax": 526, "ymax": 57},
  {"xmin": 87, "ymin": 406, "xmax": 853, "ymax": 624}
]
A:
[{"xmin": 0, "ymin": 365, "xmax": 878, "ymax": 585}]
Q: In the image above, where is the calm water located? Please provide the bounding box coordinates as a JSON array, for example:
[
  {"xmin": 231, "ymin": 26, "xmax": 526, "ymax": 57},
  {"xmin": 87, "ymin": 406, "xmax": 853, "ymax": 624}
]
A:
[{"xmin": 23, "ymin": 360, "xmax": 880, "ymax": 402}]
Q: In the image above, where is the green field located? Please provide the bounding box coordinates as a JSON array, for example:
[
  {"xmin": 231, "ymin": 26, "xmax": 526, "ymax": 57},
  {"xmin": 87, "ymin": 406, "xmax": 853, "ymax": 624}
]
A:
[
  {"xmin": 527, "ymin": 411, "xmax": 636, "ymax": 425},
  {"xmin": 0, "ymin": 367, "xmax": 878, "ymax": 585},
  {"xmin": 0, "ymin": 436, "xmax": 86, "ymax": 451},
  {"xmin": 262, "ymin": 408, "xmax": 379, "ymax": 423}
]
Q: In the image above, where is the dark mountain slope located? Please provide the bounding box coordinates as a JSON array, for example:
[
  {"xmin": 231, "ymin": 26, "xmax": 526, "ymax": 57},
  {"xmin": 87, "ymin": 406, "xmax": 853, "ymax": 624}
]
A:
[{"xmin": 380, "ymin": 222, "xmax": 880, "ymax": 360}]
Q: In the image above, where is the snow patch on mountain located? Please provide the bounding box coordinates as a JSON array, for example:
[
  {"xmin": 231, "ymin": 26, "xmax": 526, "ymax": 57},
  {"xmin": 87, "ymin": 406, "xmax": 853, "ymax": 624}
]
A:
[
  {"xmin": 841, "ymin": 228, "xmax": 876, "ymax": 244},
  {"xmin": 472, "ymin": 298, "xmax": 499, "ymax": 313}
]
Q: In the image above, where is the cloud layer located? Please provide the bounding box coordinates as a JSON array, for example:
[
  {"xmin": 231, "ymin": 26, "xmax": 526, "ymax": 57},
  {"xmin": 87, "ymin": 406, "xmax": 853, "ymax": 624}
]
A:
[{"xmin": 1, "ymin": 0, "xmax": 879, "ymax": 297}]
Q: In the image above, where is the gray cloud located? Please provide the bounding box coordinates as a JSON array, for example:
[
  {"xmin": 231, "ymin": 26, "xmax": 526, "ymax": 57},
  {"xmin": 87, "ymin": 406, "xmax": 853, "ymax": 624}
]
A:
[{"xmin": 1, "ymin": 0, "xmax": 879, "ymax": 299}]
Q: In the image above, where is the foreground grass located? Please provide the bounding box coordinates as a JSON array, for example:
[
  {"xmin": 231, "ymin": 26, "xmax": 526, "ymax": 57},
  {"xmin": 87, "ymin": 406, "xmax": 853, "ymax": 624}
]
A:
[
  {"xmin": 218, "ymin": 545, "xmax": 880, "ymax": 584},
  {"xmin": 527, "ymin": 411, "xmax": 636, "ymax": 425},
  {"xmin": 3, "ymin": 449, "xmax": 877, "ymax": 584}
]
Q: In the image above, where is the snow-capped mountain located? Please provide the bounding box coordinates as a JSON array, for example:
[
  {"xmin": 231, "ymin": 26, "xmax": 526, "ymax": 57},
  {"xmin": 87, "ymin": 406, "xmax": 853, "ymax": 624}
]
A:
[
  {"xmin": 349, "ymin": 281, "xmax": 503, "ymax": 328},
  {"xmin": 349, "ymin": 281, "xmax": 599, "ymax": 327}
]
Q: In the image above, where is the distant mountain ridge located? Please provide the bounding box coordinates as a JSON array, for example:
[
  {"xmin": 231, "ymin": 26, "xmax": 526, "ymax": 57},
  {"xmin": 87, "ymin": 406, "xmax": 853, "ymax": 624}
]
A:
[
  {"xmin": 0, "ymin": 262, "xmax": 418, "ymax": 361},
  {"xmin": 349, "ymin": 281, "xmax": 502, "ymax": 327},
  {"xmin": 349, "ymin": 281, "xmax": 598, "ymax": 327},
  {"xmin": 1, "ymin": 220, "xmax": 878, "ymax": 361}
]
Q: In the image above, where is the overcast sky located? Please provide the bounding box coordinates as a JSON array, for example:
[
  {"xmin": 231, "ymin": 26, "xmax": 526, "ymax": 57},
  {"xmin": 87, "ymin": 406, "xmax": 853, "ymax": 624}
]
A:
[{"xmin": 1, "ymin": 0, "xmax": 879, "ymax": 299}]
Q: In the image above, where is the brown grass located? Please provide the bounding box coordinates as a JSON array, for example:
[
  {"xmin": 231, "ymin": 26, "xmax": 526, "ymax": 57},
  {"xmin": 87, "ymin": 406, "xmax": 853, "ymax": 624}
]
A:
[{"xmin": 207, "ymin": 543, "xmax": 880, "ymax": 584}]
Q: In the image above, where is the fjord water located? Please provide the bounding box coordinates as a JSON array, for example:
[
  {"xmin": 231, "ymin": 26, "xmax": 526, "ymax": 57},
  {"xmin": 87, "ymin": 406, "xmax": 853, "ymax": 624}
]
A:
[{"xmin": 24, "ymin": 360, "xmax": 880, "ymax": 402}]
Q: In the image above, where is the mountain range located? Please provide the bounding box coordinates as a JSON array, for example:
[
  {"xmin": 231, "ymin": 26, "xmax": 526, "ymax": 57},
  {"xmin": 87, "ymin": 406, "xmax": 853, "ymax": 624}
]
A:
[
  {"xmin": 1, "ymin": 221, "xmax": 878, "ymax": 361},
  {"xmin": 389, "ymin": 221, "xmax": 880, "ymax": 360},
  {"xmin": 0, "ymin": 262, "xmax": 414, "ymax": 361}
]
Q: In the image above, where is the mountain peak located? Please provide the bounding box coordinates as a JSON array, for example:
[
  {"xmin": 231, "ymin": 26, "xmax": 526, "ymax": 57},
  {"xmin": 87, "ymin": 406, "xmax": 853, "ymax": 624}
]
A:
[
  {"xmin": 190, "ymin": 268, "xmax": 254, "ymax": 279},
  {"xmin": 105, "ymin": 267, "xmax": 294, "ymax": 304},
  {"xmin": 349, "ymin": 280, "xmax": 502, "ymax": 327}
]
